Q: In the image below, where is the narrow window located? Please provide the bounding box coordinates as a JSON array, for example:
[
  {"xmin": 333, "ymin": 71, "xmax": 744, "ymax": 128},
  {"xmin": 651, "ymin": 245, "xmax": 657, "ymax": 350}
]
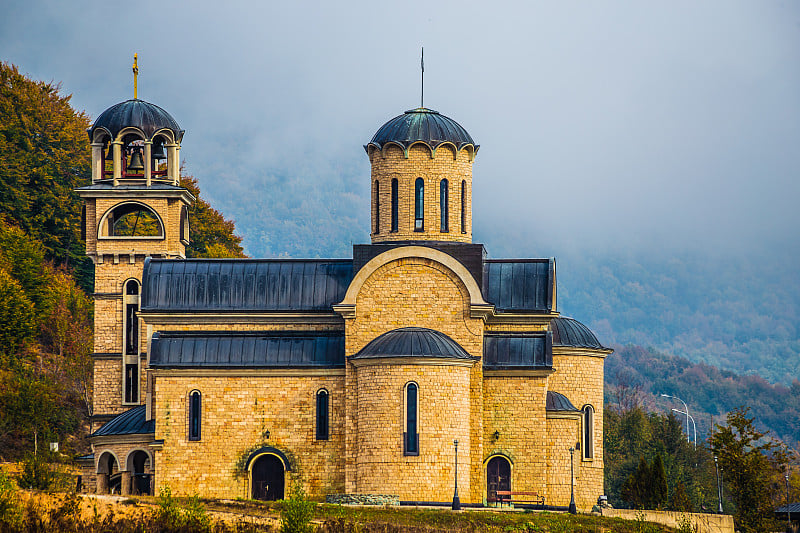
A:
[
  {"xmin": 582, "ymin": 405, "xmax": 594, "ymax": 460},
  {"xmin": 316, "ymin": 389, "xmax": 329, "ymax": 440},
  {"xmin": 391, "ymin": 178, "xmax": 399, "ymax": 232},
  {"xmin": 414, "ymin": 178, "xmax": 424, "ymax": 231},
  {"xmin": 123, "ymin": 280, "xmax": 140, "ymax": 404},
  {"xmin": 189, "ymin": 390, "xmax": 202, "ymax": 441},
  {"xmin": 460, "ymin": 180, "xmax": 467, "ymax": 233},
  {"xmin": 404, "ymin": 383, "xmax": 419, "ymax": 455},
  {"xmin": 440, "ymin": 179, "xmax": 449, "ymax": 232},
  {"xmin": 374, "ymin": 180, "xmax": 380, "ymax": 234}
]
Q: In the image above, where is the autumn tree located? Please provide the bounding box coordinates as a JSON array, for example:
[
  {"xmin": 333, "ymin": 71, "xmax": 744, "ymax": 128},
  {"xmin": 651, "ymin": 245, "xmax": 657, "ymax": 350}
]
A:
[{"xmin": 710, "ymin": 407, "xmax": 787, "ymax": 533}]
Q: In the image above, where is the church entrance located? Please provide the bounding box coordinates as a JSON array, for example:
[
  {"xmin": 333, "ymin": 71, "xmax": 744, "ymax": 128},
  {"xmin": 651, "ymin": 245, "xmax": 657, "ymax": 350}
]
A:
[
  {"xmin": 251, "ymin": 454, "xmax": 284, "ymax": 501},
  {"xmin": 487, "ymin": 456, "xmax": 511, "ymax": 504}
]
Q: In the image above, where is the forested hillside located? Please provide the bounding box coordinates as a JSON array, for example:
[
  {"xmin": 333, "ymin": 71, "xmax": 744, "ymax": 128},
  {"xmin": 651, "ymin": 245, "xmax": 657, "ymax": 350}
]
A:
[
  {"xmin": 605, "ymin": 344, "xmax": 800, "ymax": 447},
  {"xmin": 0, "ymin": 62, "xmax": 244, "ymax": 459}
]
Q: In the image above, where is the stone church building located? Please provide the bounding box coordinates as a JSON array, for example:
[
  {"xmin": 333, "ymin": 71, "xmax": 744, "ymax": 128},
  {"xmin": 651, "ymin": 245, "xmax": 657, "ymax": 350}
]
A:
[{"xmin": 77, "ymin": 89, "xmax": 611, "ymax": 509}]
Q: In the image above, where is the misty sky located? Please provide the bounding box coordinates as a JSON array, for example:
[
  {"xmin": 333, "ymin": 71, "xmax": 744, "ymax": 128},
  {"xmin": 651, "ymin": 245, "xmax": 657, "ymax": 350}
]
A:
[{"xmin": 2, "ymin": 1, "xmax": 799, "ymax": 259}]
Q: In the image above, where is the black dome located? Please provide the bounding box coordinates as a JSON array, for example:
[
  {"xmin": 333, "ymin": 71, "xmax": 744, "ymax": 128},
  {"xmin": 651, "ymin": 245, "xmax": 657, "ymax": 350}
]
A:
[
  {"xmin": 89, "ymin": 99, "xmax": 184, "ymax": 141},
  {"xmin": 365, "ymin": 107, "xmax": 478, "ymax": 153},
  {"xmin": 351, "ymin": 327, "xmax": 475, "ymax": 360},
  {"xmin": 545, "ymin": 391, "xmax": 580, "ymax": 412},
  {"xmin": 549, "ymin": 317, "xmax": 607, "ymax": 349}
]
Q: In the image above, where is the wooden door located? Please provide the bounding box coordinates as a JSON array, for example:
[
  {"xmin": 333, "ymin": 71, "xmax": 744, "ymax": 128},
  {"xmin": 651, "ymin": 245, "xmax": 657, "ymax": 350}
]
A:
[{"xmin": 487, "ymin": 456, "xmax": 511, "ymax": 503}]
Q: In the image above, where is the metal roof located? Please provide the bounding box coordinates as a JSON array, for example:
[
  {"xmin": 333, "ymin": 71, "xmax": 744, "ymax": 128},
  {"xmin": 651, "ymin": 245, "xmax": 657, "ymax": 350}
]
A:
[
  {"xmin": 483, "ymin": 332, "xmax": 553, "ymax": 369},
  {"xmin": 149, "ymin": 331, "xmax": 345, "ymax": 368},
  {"xmin": 141, "ymin": 259, "xmax": 353, "ymax": 313},
  {"xmin": 365, "ymin": 108, "xmax": 478, "ymax": 153},
  {"xmin": 550, "ymin": 317, "xmax": 606, "ymax": 349},
  {"xmin": 351, "ymin": 328, "xmax": 475, "ymax": 360},
  {"xmin": 89, "ymin": 99, "xmax": 183, "ymax": 141},
  {"xmin": 776, "ymin": 503, "xmax": 800, "ymax": 513},
  {"xmin": 91, "ymin": 405, "xmax": 154, "ymax": 437},
  {"xmin": 546, "ymin": 391, "xmax": 580, "ymax": 412},
  {"xmin": 483, "ymin": 259, "xmax": 554, "ymax": 313}
]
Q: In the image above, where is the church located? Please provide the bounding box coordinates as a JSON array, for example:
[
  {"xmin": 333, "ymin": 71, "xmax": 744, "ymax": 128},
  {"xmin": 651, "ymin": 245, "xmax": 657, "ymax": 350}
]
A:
[{"xmin": 76, "ymin": 69, "xmax": 611, "ymax": 509}]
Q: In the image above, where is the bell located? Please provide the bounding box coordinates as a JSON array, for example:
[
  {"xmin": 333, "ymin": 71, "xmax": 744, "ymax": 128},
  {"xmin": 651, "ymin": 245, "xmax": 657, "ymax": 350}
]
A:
[
  {"xmin": 151, "ymin": 143, "xmax": 166, "ymax": 160},
  {"xmin": 128, "ymin": 149, "xmax": 145, "ymax": 172}
]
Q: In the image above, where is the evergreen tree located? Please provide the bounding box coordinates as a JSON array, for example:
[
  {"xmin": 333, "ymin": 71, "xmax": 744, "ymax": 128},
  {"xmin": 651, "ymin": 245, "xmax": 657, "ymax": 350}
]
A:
[
  {"xmin": 670, "ymin": 481, "xmax": 694, "ymax": 512},
  {"xmin": 650, "ymin": 454, "xmax": 668, "ymax": 509}
]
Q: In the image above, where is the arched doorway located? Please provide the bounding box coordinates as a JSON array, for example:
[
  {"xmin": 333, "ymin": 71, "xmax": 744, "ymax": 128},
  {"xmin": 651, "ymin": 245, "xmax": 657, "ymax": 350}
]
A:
[
  {"xmin": 97, "ymin": 451, "xmax": 120, "ymax": 494},
  {"xmin": 251, "ymin": 454, "xmax": 285, "ymax": 501},
  {"xmin": 487, "ymin": 456, "xmax": 511, "ymax": 504},
  {"xmin": 128, "ymin": 450, "xmax": 152, "ymax": 495}
]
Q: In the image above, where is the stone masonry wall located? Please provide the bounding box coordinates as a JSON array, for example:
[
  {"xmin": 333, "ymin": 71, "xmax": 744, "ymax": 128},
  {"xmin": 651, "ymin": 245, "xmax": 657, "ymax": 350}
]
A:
[
  {"xmin": 343, "ymin": 256, "xmax": 484, "ymax": 502},
  {"xmin": 153, "ymin": 374, "xmax": 345, "ymax": 499},
  {"xmin": 482, "ymin": 376, "xmax": 549, "ymax": 503},
  {"xmin": 369, "ymin": 144, "xmax": 473, "ymax": 243},
  {"xmin": 548, "ymin": 350, "xmax": 606, "ymax": 510},
  {"xmin": 353, "ymin": 362, "xmax": 473, "ymax": 502}
]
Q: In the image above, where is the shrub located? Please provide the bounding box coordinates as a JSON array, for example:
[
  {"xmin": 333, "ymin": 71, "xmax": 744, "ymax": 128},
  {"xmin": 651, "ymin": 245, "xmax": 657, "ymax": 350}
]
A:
[
  {"xmin": 0, "ymin": 469, "xmax": 21, "ymax": 528},
  {"xmin": 16, "ymin": 453, "xmax": 55, "ymax": 490},
  {"xmin": 280, "ymin": 482, "xmax": 316, "ymax": 533}
]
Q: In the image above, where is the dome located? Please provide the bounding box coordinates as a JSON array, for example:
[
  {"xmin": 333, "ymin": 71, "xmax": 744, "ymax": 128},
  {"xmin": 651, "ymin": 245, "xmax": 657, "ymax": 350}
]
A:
[
  {"xmin": 89, "ymin": 98, "xmax": 184, "ymax": 142},
  {"xmin": 365, "ymin": 107, "xmax": 478, "ymax": 153},
  {"xmin": 351, "ymin": 327, "xmax": 475, "ymax": 360},
  {"xmin": 549, "ymin": 317, "xmax": 607, "ymax": 349},
  {"xmin": 545, "ymin": 391, "xmax": 580, "ymax": 412}
]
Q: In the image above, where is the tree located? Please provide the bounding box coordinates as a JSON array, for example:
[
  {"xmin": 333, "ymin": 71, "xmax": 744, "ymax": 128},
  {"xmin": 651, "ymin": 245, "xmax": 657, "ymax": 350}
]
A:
[
  {"xmin": 180, "ymin": 175, "xmax": 246, "ymax": 258},
  {"xmin": 710, "ymin": 407, "xmax": 787, "ymax": 533},
  {"xmin": 650, "ymin": 454, "xmax": 668, "ymax": 509},
  {"xmin": 670, "ymin": 482, "xmax": 694, "ymax": 512},
  {"xmin": 621, "ymin": 457, "xmax": 651, "ymax": 508}
]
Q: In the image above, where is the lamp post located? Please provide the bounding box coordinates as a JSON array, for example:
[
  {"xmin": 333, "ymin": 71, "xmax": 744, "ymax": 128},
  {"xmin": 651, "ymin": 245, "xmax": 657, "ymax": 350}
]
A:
[
  {"xmin": 787, "ymin": 469, "xmax": 791, "ymax": 530},
  {"xmin": 671, "ymin": 408, "xmax": 697, "ymax": 449},
  {"xmin": 452, "ymin": 439, "xmax": 461, "ymax": 510},
  {"xmin": 661, "ymin": 394, "xmax": 690, "ymax": 443},
  {"xmin": 569, "ymin": 446, "xmax": 577, "ymax": 514},
  {"xmin": 714, "ymin": 455, "xmax": 723, "ymax": 514}
]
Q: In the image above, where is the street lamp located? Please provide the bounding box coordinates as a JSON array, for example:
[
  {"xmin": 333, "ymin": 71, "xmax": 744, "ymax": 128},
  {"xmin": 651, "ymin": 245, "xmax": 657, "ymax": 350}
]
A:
[
  {"xmin": 661, "ymin": 393, "xmax": 690, "ymax": 443},
  {"xmin": 568, "ymin": 447, "xmax": 577, "ymax": 514},
  {"xmin": 452, "ymin": 439, "xmax": 461, "ymax": 510},
  {"xmin": 671, "ymin": 408, "xmax": 697, "ymax": 449},
  {"xmin": 714, "ymin": 455, "xmax": 723, "ymax": 514}
]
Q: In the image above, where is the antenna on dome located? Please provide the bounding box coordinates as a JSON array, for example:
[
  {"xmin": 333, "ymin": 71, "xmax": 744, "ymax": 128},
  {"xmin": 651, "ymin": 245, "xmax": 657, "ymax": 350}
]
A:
[
  {"xmin": 420, "ymin": 47, "xmax": 424, "ymax": 108},
  {"xmin": 132, "ymin": 53, "xmax": 139, "ymax": 99}
]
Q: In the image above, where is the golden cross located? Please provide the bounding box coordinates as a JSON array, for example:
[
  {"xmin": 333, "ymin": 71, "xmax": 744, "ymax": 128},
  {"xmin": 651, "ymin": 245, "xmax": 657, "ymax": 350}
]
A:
[{"xmin": 132, "ymin": 53, "xmax": 139, "ymax": 99}]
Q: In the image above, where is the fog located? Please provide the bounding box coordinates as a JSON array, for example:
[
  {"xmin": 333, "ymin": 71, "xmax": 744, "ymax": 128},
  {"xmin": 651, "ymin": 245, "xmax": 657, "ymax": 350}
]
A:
[{"xmin": 3, "ymin": 0, "xmax": 799, "ymax": 259}]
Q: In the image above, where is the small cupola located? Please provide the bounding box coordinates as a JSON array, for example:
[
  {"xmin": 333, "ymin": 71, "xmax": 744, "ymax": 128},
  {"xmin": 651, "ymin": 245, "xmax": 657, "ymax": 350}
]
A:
[
  {"xmin": 87, "ymin": 54, "xmax": 184, "ymax": 187},
  {"xmin": 366, "ymin": 107, "xmax": 479, "ymax": 245}
]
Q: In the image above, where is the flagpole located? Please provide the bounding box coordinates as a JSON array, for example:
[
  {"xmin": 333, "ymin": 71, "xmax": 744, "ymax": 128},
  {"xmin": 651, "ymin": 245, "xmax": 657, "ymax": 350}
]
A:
[{"xmin": 421, "ymin": 47, "xmax": 424, "ymax": 108}]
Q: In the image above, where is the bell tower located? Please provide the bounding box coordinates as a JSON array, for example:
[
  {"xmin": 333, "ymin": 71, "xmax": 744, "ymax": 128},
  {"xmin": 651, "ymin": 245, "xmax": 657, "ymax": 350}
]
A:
[
  {"xmin": 365, "ymin": 107, "xmax": 478, "ymax": 244},
  {"xmin": 76, "ymin": 55, "xmax": 194, "ymax": 426}
]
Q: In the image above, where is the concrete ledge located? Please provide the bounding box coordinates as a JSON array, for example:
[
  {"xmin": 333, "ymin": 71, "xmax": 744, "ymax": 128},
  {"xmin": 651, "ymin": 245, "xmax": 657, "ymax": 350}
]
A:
[
  {"xmin": 601, "ymin": 508, "xmax": 734, "ymax": 533},
  {"xmin": 327, "ymin": 494, "xmax": 400, "ymax": 506}
]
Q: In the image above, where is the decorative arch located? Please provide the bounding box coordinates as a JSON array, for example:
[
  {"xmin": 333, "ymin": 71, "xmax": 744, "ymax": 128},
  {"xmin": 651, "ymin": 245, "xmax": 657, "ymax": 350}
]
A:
[
  {"xmin": 125, "ymin": 448, "xmax": 152, "ymax": 472},
  {"xmin": 244, "ymin": 447, "xmax": 293, "ymax": 472},
  {"xmin": 96, "ymin": 450, "xmax": 121, "ymax": 474},
  {"xmin": 336, "ymin": 246, "xmax": 490, "ymax": 312},
  {"xmin": 115, "ymin": 126, "xmax": 147, "ymax": 143},
  {"xmin": 98, "ymin": 201, "xmax": 165, "ymax": 239}
]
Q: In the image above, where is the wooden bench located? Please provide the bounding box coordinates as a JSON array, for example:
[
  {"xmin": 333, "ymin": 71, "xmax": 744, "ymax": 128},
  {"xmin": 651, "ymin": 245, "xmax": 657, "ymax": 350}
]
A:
[{"xmin": 494, "ymin": 490, "xmax": 545, "ymax": 508}]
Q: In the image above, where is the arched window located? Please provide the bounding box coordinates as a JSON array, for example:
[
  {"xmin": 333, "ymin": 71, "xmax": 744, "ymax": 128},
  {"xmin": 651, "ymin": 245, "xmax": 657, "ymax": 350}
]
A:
[
  {"xmin": 414, "ymin": 178, "xmax": 424, "ymax": 231},
  {"xmin": 440, "ymin": 179, "xmax": 449, "ymax": 232},
  {"xmin": 404, "ymin": 382, "xmax": 419, "ymax": 455},
  {"xmin": 189, "ymin": 390, "xmax": 202, "ymax": 441},
  {"xmin": 100, "ymin": 202, "xmax": 164, "ymax": 238},
  {"xmin": 582, "ymin": 405, "xmax": 594, "ymax": 460},
  {"xmin": 391, "ymin": 178, "xmax": 399, "ymax": 232},
  {"xmin": 316, "ymin": 389, "xmax": 329, "ymax": 440},
  {"xmin": 374, "ymin": 180, "xmax": 380, "ymax": 234},
  {"xmin": 123, "ymin": 279, "xmax": 140, "ymax": 404},
  {"xmin": 460, "ymin": 180, "xmax": 467, "ymax": 234}
]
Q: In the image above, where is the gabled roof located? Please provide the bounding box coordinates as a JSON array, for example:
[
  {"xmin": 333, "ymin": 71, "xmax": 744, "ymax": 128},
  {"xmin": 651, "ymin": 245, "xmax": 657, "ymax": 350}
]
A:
[
  {"xmin": 92, "ymin": 405, "xmax": 154, "ymax": 437},
  {"xmin": 483, "ymin": 259, "xmax": 554, "ymax": 313},
  {"xmin": 350, "ymin": 328, "xmax": 475, "ymax": 360},
  {"xmin": 141, "ymin": 259, "xmax": 353, "ymax": 313},
  {"xmin": 150, "ymin": 331, "xmax": 345, "ymax": 368}
]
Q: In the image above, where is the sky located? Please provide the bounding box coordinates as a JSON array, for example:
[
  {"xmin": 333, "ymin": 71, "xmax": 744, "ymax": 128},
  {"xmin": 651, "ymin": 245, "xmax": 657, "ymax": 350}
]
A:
[{"xmin": 2, "ymin": 0, "xmax": 799, "ymax": 259}]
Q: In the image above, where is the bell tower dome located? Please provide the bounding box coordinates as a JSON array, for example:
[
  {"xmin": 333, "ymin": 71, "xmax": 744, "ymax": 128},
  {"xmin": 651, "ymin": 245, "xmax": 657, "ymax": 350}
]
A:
[
  {"xmin": 76, "ymin": 55, "xmax": 194, "ymax": 422},
  {"xmin": 365, "ymin": 107, "xmax": 478, "ymax": 244}
]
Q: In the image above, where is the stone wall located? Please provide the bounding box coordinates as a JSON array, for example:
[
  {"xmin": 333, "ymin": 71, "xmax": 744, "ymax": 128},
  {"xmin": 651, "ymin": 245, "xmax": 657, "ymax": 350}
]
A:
[
  {"xmin": 601, "ymin": 509, "xmax": 735, "ymax": 533},
  {"xmin": 153, "ymin": 373, "xmax": 346, "ymax": 499},
  {"xmin": 369, "ymin": 144, "xmax": 473, "ymax": 243}
]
